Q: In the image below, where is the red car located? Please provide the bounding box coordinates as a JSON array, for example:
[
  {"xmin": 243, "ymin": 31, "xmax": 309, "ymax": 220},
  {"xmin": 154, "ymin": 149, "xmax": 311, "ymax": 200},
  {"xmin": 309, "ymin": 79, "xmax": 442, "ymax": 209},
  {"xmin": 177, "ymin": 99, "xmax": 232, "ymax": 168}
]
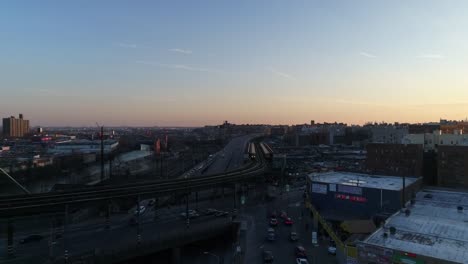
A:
[
  {"xmin": 284, "ymin": 217, "xmax": 294, "ymax": 225},
  {"xmin": 270, "ymin": 217, "xmax": 278, "ymax": 226}
]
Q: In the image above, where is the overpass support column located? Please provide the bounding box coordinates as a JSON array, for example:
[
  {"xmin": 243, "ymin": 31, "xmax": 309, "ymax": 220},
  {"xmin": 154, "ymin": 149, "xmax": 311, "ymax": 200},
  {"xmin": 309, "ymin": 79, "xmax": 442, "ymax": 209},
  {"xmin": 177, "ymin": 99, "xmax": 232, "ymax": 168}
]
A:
[
  {"xmin": 171, "ymin": 247, "xmax": 181, "ymax": 264},
  {"xmin": 106, "ymin": 200, "xmax": 111, "ymax": 229},
  {"xmin": 6, "ymin": 219, "xmax": 14, "ymax": 258}
]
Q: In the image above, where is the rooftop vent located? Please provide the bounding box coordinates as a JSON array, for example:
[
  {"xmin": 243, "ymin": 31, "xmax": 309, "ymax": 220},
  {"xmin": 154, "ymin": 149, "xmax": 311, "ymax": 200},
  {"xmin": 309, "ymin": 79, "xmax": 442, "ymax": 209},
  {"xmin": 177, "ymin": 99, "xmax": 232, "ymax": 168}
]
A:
[
  {"xmin": 383, "ymin": 232, "xmax": 388, "ymax": 239},
  {"xmin": 424, "ymin": 193, "xmax": 433, "ymax": 199},
  {"xmin": 405, "ymin": 209, "xmax": 411, "ymax": 216},
  {"xmin": 410, "ymin": 199, "xmax": 415, "ymax": 205},
  {"xmin": 458, "ymin": 206, "xmax": 463, "ymax": 212},
  {"xmin": 389, "ymin": 226, "xmax": 396, "ymax": 235}
]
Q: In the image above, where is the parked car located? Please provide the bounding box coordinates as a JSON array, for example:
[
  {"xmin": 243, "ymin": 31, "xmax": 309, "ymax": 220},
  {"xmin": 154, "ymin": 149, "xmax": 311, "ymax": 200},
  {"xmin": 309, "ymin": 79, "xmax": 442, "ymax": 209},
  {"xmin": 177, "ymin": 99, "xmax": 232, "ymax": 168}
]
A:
[
  {"xmin": 295, "ymin": 246, "xmax": 307, "ymax": 258},
  {"xmin": 215, "ymin": 211, "xmax": 229, "ymax": 217},
  {"xmin": 203, "ymin": 208, "xmax": 218, "ymax": 215},
  {"xmin": 20, "ymin": 234, "xmax": 43, "ymax": 244},
  {"xmin": 263, "ymin": 250, "xmax": 274, "ymax": 263},
  {"xmin": 290, "ymin": 231, "xmax": 298, "ymax": 241},
  {"xmin": 180, "ymin": 209, "xmax": 199, "ymax": 219},
  {"xmin": 134, "ymin": 205, "xmax": 146, "ymax": 216}
]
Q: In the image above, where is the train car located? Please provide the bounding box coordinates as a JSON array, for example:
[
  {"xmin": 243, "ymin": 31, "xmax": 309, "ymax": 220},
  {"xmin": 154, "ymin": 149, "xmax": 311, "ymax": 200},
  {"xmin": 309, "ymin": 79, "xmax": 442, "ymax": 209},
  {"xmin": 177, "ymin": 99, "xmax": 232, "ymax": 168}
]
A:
[
  {"xmin": 248, "ymin": 142, "xmax": 256, "ymax": 159},
  {"xmin": 260, "ymin": 142, "xmax": 273, "ymax": 160}
]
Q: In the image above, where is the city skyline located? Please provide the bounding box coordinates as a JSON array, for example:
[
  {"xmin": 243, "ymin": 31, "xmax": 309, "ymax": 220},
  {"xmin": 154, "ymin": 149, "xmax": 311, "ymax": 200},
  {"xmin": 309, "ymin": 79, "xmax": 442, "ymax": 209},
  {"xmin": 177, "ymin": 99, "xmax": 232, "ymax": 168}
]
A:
[{"xmin": 2, "ymin": 1, "xmax": 468, "ymax": 126}]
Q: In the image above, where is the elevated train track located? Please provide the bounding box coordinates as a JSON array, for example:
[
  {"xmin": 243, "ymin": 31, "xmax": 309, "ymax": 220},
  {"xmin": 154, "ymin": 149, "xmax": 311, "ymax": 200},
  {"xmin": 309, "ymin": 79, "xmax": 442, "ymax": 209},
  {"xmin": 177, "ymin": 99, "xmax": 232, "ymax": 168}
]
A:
[{"xmin": 0, "ymin": 143, "xmax": 268, "ymax": 217}]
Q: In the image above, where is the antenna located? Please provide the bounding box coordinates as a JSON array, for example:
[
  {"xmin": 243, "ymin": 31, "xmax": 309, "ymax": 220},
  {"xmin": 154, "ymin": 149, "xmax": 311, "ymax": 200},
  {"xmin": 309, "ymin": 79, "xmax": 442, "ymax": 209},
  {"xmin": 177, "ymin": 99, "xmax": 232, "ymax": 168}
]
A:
[{"xmin": 96, "ymin": 122, "xmax": 104, "ymax": 182}]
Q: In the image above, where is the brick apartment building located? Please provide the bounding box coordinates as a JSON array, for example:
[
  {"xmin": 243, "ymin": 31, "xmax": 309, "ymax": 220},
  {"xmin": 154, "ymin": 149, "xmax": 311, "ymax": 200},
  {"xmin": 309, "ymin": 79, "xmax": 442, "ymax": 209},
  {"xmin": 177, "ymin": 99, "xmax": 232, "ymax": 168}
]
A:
[
  {"xmin": 366, "ymin": 143, "xmax": 424, "ymax": 177},
  {"xmin": 437, "ymin": 145, "xmax": 468, "ymax": 188}
]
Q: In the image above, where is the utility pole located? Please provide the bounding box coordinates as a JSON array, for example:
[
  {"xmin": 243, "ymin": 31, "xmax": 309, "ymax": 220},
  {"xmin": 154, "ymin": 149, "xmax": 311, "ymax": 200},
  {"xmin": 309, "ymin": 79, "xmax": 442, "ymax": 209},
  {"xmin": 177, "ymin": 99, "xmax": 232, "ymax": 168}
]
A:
[{"xmin": 100, "ymin": 125, "xmax": 104, "ymax": 182}]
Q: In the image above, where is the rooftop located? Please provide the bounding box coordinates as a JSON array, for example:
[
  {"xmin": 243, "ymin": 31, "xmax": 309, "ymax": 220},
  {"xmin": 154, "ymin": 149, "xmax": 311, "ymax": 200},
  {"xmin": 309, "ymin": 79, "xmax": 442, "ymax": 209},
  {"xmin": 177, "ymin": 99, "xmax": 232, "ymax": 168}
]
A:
[
  {"xmin": 308, "ymin": 171, "xmax": 419, "ymax": 191},
  {"xmin": 362, "ymin": 189, "xmax": 468, "ymax": 263}
]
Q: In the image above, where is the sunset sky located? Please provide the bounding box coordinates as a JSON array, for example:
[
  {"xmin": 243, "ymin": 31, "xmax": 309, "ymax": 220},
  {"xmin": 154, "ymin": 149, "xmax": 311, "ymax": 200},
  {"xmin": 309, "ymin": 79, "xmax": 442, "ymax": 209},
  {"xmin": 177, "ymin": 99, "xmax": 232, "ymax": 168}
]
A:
[{"xmin": 2, "ymin": 1, "xmax": 468, "ymax": 126}]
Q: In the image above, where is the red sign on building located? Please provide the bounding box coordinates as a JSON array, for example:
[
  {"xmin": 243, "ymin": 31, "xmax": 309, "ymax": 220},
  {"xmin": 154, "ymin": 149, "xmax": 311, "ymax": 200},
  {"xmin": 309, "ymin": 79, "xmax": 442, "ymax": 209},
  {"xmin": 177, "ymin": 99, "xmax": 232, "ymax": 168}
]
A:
[{"xmin": 335, "ymin": 194, "xmax": 367, "ymax": 203}]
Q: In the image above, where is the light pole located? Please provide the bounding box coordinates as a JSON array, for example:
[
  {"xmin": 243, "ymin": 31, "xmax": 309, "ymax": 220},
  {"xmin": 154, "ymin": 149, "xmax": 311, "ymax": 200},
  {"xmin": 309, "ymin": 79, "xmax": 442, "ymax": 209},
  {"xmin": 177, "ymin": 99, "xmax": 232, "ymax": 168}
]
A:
[{"xmin": 204, "ymin": 251, "xmax": 221, "ymax": 264}]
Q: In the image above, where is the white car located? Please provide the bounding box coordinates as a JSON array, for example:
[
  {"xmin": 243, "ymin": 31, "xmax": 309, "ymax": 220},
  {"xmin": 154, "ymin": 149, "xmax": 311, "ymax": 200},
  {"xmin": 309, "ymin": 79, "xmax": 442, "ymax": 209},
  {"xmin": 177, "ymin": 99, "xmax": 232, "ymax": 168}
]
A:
[
  {"xmin": 134, "ymin": 205, "xmax": 146, "ymax": 216},
  {"xmin": 296, "ymin": 258, "xmax": 309, "ymax": 264},
  {"xmin": 328, "ymin": 244, "xmax": 337, "ymax": 255}
]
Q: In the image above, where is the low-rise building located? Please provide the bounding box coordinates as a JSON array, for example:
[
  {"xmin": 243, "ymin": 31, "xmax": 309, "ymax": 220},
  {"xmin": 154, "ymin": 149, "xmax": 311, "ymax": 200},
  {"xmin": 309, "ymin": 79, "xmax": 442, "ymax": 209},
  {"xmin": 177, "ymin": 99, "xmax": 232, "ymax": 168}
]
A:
[
  {"xmin": 358, "ymin": 188, "xmax": 468, "ymax": 264},
  {"xmin": 48, "ymin": 139, "xmax": 119, "ymax": 155},
  {"xmin": 307, "ymin": 172, "xmax": 422, "ymax": 220}
]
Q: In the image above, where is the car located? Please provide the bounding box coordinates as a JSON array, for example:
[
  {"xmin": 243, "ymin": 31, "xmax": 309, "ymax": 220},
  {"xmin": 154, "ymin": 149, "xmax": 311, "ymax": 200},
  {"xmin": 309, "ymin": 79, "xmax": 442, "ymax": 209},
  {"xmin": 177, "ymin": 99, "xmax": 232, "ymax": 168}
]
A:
[
  {"xmin": 284, "ymin": 217, "xmax": 294, "ymax": 225},
  {"xmin": 147, "ymin": 199, "xmax": 155, "ymax": 206},
  {"xmin": 134, "ymin": 205, "xmax": 146, "ymax": 216},
  {"xmin": 280, "ymin": 211, "xmax": 287, "ymax": 219},
  {"xmin": 19, "ymin": 234, "xmax": 44, "ymax": 244},
  {"xmin": 215, "ymin": 211, "xmax": 229, "ymax": 217},
  {"xmin": 267, "ymin": 228, "xmax": 276, "ymax": 241},
  {"xmin": 296, "ymin": 258, "xmax": 309, "ymax": 264},
  {"xmin": 290, "ymin": 231, "xmax": 298, "ymax": 241},
  {"xmin": 328, "ymin": 241, "xmax": 337, "ymax": 255},
  {"xmin": 295, "ymin": 246, "xmax": 307, "ymax": 258},
  {"xmin": 263, "ymin": 250, "xmax": 274, "ymax": 263},
  {"xmin": 269, "ymin": 217, "xmax": 278, "ymax": 226},
  {"xmin": 180, "ymin": 209, "xmax": 199, "ymax": 219},
  {"xmin": 203, "ymin": 208, "xmax": 218, "ymax": 215}
]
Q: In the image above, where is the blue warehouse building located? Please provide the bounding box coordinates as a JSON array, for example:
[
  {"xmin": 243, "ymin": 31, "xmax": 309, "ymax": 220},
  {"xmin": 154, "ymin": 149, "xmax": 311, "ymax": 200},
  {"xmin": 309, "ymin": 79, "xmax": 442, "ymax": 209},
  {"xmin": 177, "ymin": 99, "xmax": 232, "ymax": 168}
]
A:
[{"xmin": 307, "ymin": 172, "xmax": 422, "ymax": 221}]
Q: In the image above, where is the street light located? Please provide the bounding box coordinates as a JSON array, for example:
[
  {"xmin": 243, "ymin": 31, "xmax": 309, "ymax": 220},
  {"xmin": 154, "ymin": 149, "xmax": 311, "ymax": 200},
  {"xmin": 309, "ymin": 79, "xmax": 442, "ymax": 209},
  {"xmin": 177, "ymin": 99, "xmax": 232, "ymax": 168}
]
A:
[{"xmin": 203, "ymin": 251, "xmax": 221, "ymax": 264}]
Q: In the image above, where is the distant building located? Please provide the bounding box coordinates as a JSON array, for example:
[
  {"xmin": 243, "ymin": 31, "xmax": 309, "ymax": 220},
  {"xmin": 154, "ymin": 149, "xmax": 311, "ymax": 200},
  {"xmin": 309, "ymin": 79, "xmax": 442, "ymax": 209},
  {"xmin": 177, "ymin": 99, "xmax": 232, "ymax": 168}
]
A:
[
  {"xmin": 366, "ymin": 143, "xmax": 424, "ymax": 177},
  {"xmin": 48, "ymin": 139, "xmax": 119, "ymax": 155},
  {"xmin": 2, "ymin": 114, "xmax": 30, "ymax": 137},
  {"xmin": 408, "ymin": 123, "xmax": 440, "ymax": 134},
  {"xmin": 370, "ymin": 125, "xmax": 408, "ymax": 144},
  {"xmin": 403, "ymin": 130, "xmax": 468, "ymax": 151},
  {"xmin": 358, "ymin": 189, "xmax": 468, "ymax": 264},
  {"xmin": 267, "ymin": 126, "xmax": 287, "ymax": 136},
  {"xmin": 437, "ymin": 145, "xmax": 468, "ymax": 188}
]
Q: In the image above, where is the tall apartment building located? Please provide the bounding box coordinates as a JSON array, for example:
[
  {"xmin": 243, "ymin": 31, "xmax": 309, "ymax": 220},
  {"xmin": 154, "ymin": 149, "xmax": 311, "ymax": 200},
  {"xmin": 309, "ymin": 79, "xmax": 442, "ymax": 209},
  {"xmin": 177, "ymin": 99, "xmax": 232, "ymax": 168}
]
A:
[
  {"xmin": 437, "ymin": 145, "xmax": 468, "ymax": 188},
  {"xmin": 366, "ymin": 143, "xmax": 424, "ymax": 177},
  {"xmin": 2, "ymin": 114, "xmax": 30, "ymax": 137}
]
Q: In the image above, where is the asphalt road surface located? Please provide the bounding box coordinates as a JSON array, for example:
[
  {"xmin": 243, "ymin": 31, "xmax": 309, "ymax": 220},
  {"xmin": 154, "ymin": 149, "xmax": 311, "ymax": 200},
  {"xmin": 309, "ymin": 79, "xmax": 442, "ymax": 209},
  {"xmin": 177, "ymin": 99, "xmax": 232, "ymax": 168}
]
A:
[{"xmin": 201, "ymin": 135, "xmax": 252, "ymax": 175}]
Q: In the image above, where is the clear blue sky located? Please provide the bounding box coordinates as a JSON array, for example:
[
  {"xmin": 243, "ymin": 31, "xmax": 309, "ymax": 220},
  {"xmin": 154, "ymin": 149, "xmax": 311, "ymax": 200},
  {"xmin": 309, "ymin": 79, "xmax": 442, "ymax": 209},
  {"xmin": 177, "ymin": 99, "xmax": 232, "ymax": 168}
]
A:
[{"xmin": 2, "ymin": 1, "xmax": 468, "ymax": 126}]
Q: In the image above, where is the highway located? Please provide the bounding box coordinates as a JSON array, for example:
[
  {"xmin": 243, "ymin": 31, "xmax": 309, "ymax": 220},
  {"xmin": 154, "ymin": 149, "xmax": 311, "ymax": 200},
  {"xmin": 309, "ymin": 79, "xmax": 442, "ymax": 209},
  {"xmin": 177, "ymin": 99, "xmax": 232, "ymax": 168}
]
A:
[
  {"xmin": 201, "ymin": 135, "xmax": 252, "ymax": 175},
  {"xmin": 0, "ymin": 196, "xmax": 240, "ymax": 263}
]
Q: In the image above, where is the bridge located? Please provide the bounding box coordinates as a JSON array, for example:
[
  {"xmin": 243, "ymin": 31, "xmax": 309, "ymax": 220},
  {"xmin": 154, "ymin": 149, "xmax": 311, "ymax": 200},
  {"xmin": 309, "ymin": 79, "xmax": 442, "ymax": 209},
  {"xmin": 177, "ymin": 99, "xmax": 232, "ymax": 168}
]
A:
[{"xmin": 0, "ymin": 141, "xmax": 273, "ymax": 263}]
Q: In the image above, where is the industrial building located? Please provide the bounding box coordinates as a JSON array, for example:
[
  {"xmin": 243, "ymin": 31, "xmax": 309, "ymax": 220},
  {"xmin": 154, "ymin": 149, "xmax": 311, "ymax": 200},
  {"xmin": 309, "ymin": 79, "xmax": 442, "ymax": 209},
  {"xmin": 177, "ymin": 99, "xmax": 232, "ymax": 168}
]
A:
[
  {"xmin": 2, "ymin": 114, "xmax": 30, "ymax": 138},
  {"xmin": 358, "ymin": 188, "xmax": 468, "ymax": 264},
  {"xmin": 48, "ymin": 139, "xmax": 119, "ymax": 155},
  {"xmin": 307, "ymin": 172, "xmax": 422, "ymax": 220}
]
